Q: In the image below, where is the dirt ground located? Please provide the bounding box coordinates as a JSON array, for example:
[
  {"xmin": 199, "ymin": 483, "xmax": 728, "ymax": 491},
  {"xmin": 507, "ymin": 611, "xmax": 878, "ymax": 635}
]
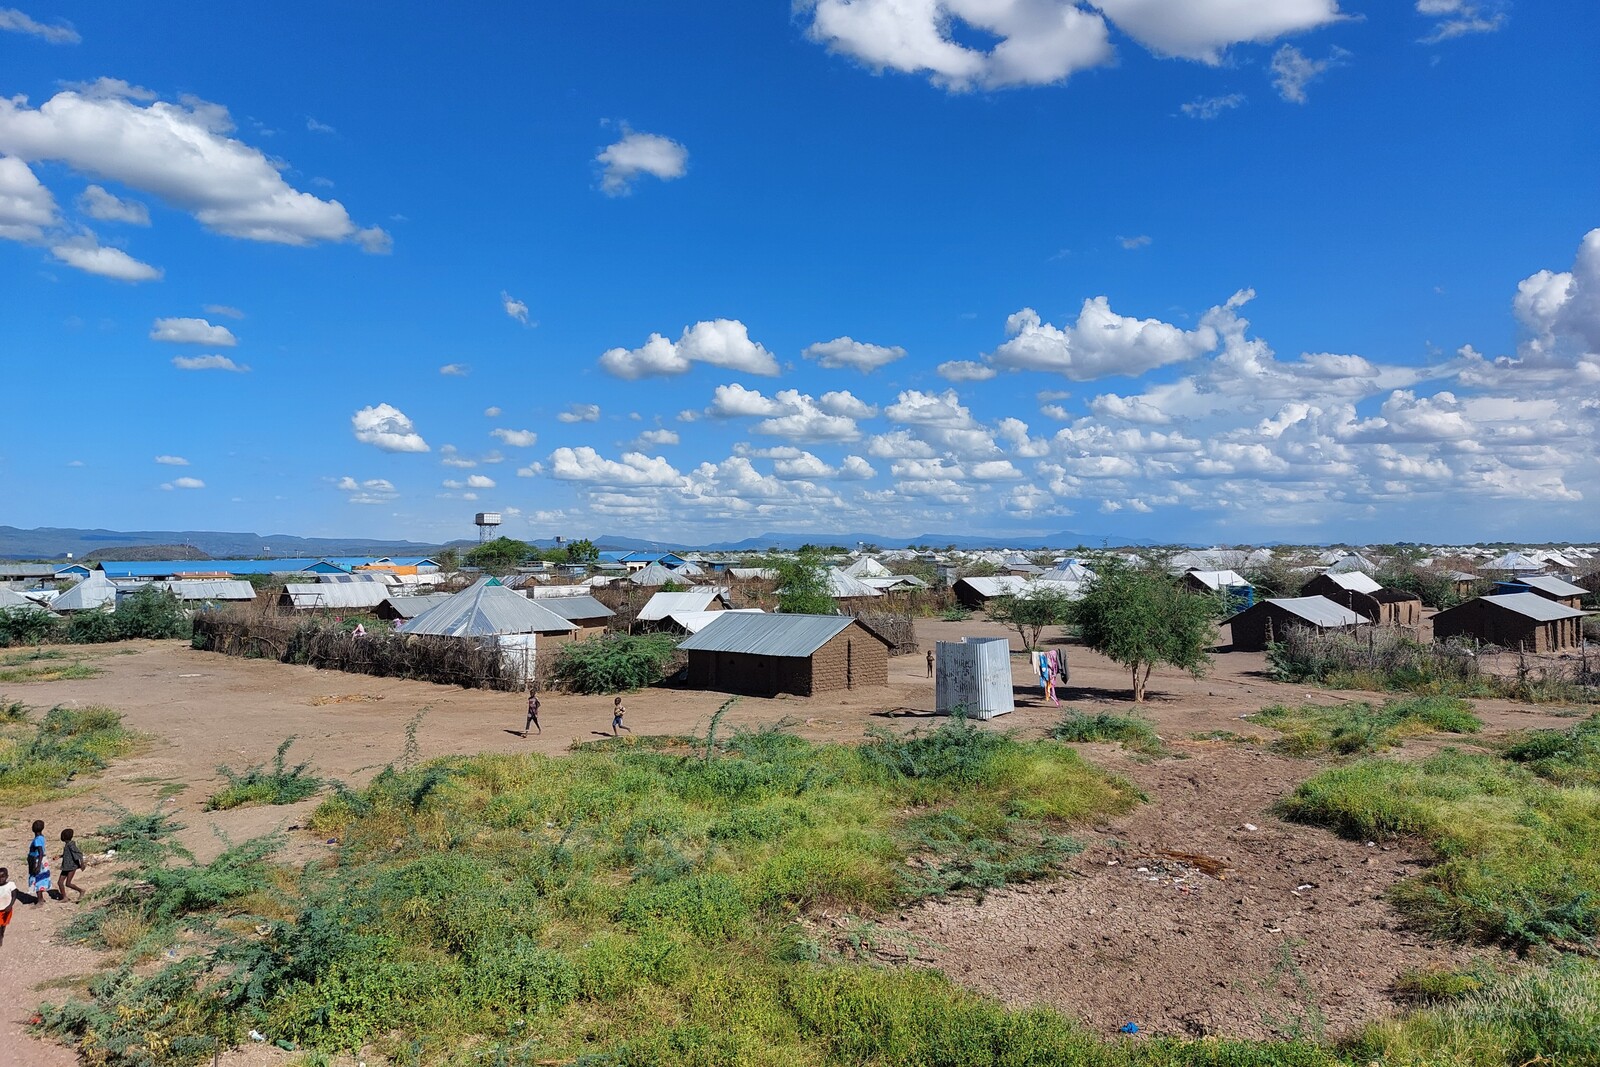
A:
[{"xmin": 0, "ymin": 620, "xmax": 1583, "ymax": 1063}]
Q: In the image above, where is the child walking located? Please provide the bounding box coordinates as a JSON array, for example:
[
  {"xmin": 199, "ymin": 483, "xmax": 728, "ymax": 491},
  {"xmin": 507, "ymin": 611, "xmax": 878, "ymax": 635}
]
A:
[
  {"xmin": 26, "ymin": 820, "xmax": 49, "ymax": 906},
  {"xmin": 523, "ymin": 688, "xmax": 542, "ymax": 737},
  {"xmin": 611, "ymin": 696, "xmax": 630, "ymax": 736},
  {"xmin": 58, "ymin": 828, "xmax": 85, "ymax": 902},
  {"xmin": 0, "ymin": 867, "xmax": 15, "ymax": 946}
]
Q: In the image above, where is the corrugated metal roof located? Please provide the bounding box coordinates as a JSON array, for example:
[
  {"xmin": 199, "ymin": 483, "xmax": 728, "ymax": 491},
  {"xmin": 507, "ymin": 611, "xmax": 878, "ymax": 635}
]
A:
[
  {"xmin": 1478, "ymin": 592, "xmax": 1588, "ymax": 622},
  {"xmin": 0, "ymin": 587, "xmax": 53, "ymax": 611},
  {"xmin": 638, "ymin": 589, "xmax": 728, "ymax": 622},
  {"xmin": 51, "ymin": 571, "xmax": 117, "ymax": 611},
  {"xmin": 535, "ymin": 595, "xmax": 615, "ymax": 621},
  {"xmin": 844, "ymin": 557, "xmax": 891, "ymax": 578},
  {"xmin": 1483, "ymin": 551, "xmax": 1543, "ymax": 572},
  {"xmin": 955, "ymin": 576, "xmax": 1033, "ymax": 598},
  {"xmin": 153, "ymin": 579, "xmax": 256, "ymax": 601},
  {"xmin": 860, "ymin": 575, "xmax": 929, "ymax": 591},
  {"xmin": 677, "ymin": 612, "xmax": 858, "ymax": 657},
  {"xmin": 667, "ymin": 608, "xmax": 764, "ymax": 634},
  {"xmin": 629, "ymin": 562, "xmax": 680, "ymax": 586},
  {"xmin": 825, "ymin": 569, "xmax": 882, "ymax": 598},
  {"xmin": 380, "ymin": 593, "xmax": 454, "ymax": 619},
  {"xmin": 526, "ymin": 584, "xmax": 594, "ymax": 599},
  {"xmin": 1320, "ymin": 571, "xmax": 1382, "ymax": 594},
  {"xmin": 1514, "ymin": 574, "xmax": 1586, "ymax": 597},
  {"xmin": 0, "ymin": 564, "xmax": 58, "ymax": 579},
  {"xmin": 282, "ymin": 583, "xmax": 392, "ymax": 610},
  {"xmin": 728, "ymin": 567, "xmax": 778, "ymax": 580},
  {"xmin": 1259, "ymin": 596, "xmax": 1366, "ymax": 628},
  {"xmin": 403, "ymin": 578, "xmax": 577, "ymax": 637},
  {"xmin": 1187, "ymin": 569, "xmax": 1251, "ymax": 591}
]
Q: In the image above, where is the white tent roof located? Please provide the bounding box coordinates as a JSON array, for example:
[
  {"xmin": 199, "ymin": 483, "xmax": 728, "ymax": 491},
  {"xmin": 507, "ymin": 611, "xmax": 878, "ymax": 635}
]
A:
[
  {"xmin": 283, "ymin": 583, "xmax": 391, "ymax": 610},
  {"xmin": 637, "ymin": 589, "xmax": 729, "ymax": 623},
  {"xmin": 825, "ymin": 569, "xmax": 882, "ymax": 598},
  {"xmin": 1187, "ymin": 569, "xmax": 1252, "ymax": 591},
  {"xmin": 0, "ymin": 587, "xmax": 55, "ymax": 613},
  {"xmin": 1483, "ymin": 550, "xmax": 1544, "ymax": 572},
  {"xmin": 1238, "ymin": 595, "xmax": 1366, "ymax": 628},
  {"xmin": 403, "ymin": 578, "xmax": 578, "ymax": 637},
  {"xmin": 1318, "ymin": 571, "xmax": 1382, "ymax": 594},
  {"xmin": 50, "ymin": 571, "xmax": 116, "ymax": 611},
  {"xmin": 667, "ymin": 608, "xmax": 765, "ymax": 634},
  {"xmin": 843, "ymin": 556, "xmax": 891, "ymax": 578}
]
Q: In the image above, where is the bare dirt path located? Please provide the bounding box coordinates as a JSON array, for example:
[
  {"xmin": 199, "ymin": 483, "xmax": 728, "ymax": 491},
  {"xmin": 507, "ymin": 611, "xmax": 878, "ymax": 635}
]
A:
[{"xmin": 0, "ymin": 625, "xmax": 1580, "ymax": 1063}]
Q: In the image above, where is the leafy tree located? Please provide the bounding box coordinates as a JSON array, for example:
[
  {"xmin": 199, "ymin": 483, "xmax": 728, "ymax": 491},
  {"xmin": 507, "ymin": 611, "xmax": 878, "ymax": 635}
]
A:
[
  {"xmin": 565, "ymin": 538, "xmax": 598, "ymax": 564},
  {"xmin": 551, "ymin": 633, "xmax": 681, "ymax": 693},
  {"xmin": 466, "ymin": 537, "xmax": 531, "ymax": 573},
  {"xmin": 987, "ymin": 588, "xmax": 1075, "ymax": 651},
  {"xmin": 434, "ymin": 547, "xmax": 462, "ymax": 571},
  {"xmin": 957, "ymin": 560, "xmax": 999, "ymax": 579},
  {"xmin": 775, "ymin": 551, "xmax": 837, "ymax": 615},
  {"xmin": 0, "ymin": 606, "xmax": 58, "ymax": 647},
  {"xmin": 114, "ymin": 585, "xmax": 188, "ymax": 639},
  {"xmin": 1068, "ymin": 557, "xmax": 1214, "ymax": 703}
]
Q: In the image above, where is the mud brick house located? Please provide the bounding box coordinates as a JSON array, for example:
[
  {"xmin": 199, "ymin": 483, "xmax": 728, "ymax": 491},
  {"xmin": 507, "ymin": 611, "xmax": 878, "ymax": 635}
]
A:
[
  {"xmin": 1431, "ymin": 592, "xmax": 1588, "ymax": 653},
  {"xmin": 677, "ymin": 612, "xmax": 890, "ymax": 696},
  {"xmin": 1300, "ymin": 571, "xmax": 1422, "ymax": 627},
  {"xmin": 1224, "ymin": 595, "xmax": 1367, "ymax": 652},
  {"xmin": 1493, "ymin": 574, "xmax": 1587, "ymax": 610}
]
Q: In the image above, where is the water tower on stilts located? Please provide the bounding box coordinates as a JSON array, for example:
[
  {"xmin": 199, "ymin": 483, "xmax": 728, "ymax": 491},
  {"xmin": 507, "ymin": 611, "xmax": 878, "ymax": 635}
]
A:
[{"xmin": 474, "ymin": 512, "xmax": 502, "ymax": 543}]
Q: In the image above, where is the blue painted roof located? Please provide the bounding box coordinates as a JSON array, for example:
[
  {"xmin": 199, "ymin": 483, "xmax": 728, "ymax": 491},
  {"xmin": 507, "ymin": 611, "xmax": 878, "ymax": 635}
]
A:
[{"xmin": 95, "ymin": 556, "xmax": 420, "ymax": 578}]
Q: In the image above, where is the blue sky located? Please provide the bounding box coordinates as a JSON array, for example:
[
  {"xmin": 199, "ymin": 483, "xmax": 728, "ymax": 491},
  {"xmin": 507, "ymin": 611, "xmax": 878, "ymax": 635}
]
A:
[{"xmin": 1, "ymin": 1, "xmax": 1596, "ymax": 546}]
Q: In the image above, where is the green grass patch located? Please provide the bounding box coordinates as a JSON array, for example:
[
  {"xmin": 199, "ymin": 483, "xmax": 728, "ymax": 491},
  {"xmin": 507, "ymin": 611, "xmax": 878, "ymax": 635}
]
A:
[
  {"xmin": 1501, "ymin": 714, "xmax": 1600, "ymax": 787},
  {"xmin": 1250, "ymin": 696, "xmax": 1480, "ymax": 758},
  {"xmin": 205, "ymin": 737, "xmax": 323, "ymax": 810},
  {"xmin": 0, "ymin": 654, "xmax": 102, "ymax": 683},
  {"xmin": 1050, "ymin": 710, "xmax": 1166, "ymax": 755},
  {"xmin": 0, "ymin": 702, "xmax": 135, "ymax": 801},
  {"xmin": 1278, "ymin": 745, "xmax": 1600, "ymax": 949},
  {"xmin": 39, "ymin": 719, "xmax": 1172, "ymax": 1065}
]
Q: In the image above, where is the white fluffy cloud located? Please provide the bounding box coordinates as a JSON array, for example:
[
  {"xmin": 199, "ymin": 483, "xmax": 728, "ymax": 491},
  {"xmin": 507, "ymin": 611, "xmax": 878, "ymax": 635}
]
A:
[
  {"xmin": 439, "ymin": 363, "xmax": 469, "ymax": 377},
  {"xmin": 600, "ymin": 319, "xmax": 778, "ymax": 379},
  {"xmin": 937, "ymin": 359, "xmax": 997, "ymax": 382},
  {"xmin": 154, "ymin": 454, "xmax": 188, "ymax": 465},
  {"xmin": 803, "ymin": 336, "xmax": 906, "ymax": 372},
  {"xmin": 151, "ymin": 317, "xmax": 236, "ymax": 345},
  {"xmin": 51, "ymin": 236, "xmax": 162, "ymax": 281},
  {"xmin": 491, "ymin": 428, "xmax": 538, "ymax": 447},
  {"xmin": 988, "ymin": 298, "xmax": 1217, "ymax": 380},
  {"xmin": 596, "ymin": 129, "xmax": 688, "ymax": 196},
  {"xmin": 0, "ymin": 155, "xmax": 56, "ymax": 240},
  {"xmin": 557, "ymin": 403, "xmax": 601, "ymax": 423},
  {"xmin": 0, "ymin": 82, "xmax": 389, "ymax": 249},
  {"xmin": 708, "ymin": 384, "xmax": 866, "ymax": 441},
  {"xmin": 802, "ymin": 0, "xmax": 1343, "ymax": 90},
  {"xmin": 635, "ymin": 428, "xmax": 680, "ymax": 447},
  {"xmin": 77, "ymin": 184, "xmax": 148, "ymax": 224},
  {"xmin": 1416, "ymin": 0, "xmax": 1506, "ymax": 44},
  {"xmin": 352, "ymin": 403, "xmax": 429, "ymax": 453},
  {"xmin": 160, "ymin": 476, "xmax": 204, "ymax": 490},
  {"xmin": 550, "ymin": 446, "xmax": 684, "ymax": 487},
  {"xmin": 335, "ymin": 476, "xmax": 398, "ymax": 505},
  {"xmin": 0, "ymin": 7, "xmax": 79, "ymax": 43},
  {"xmin": 502, "ymin": 290, "xmax": 530, "ymax": 324},
  {"xmin": 1181, "ymin": 93, "xmax": 1245, "ymax": 120},
  {"xmin": 171, "ymin": 354, "xmax": 246, "ymax": 372},
  {"xmin": 1270, "ymin": 44, "xmax": 1346, "ymax": 103}
]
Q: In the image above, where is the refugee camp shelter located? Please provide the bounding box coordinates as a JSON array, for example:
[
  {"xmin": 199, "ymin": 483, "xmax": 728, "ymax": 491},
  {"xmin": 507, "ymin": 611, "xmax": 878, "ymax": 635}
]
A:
[
  {"xmin": 824, "ymin": 569, "xmax": 882, "ymax": 601},
  {"xmin": 935, "ymin": 636, "xmax": 1014, "ymax": 719},
  {"xmin": 1184, "ymin": 569, "xmax": 1255, "ymax": 611},
  {"xmin": 628, "ymin": 562, "xmax": 681, "ymax": 587},
  {"xmin": 402, "ymin": 578, "xmax": 577, "ymax": 641},
  {"xmin": 952, "ymin": 575, "xmax": 1032, "ymax": 609},
  {"xmin": 532, "ymin": 595, "xmax": 615, "ymax": 637},
  {"xmin": 636, "ymin": 589, "xmax": 730, "ymax": 631},
  {"xmin": 1224, "ymin": 595, "xmax": 1367, "ymax": 652},
  {"xmin": 1432, "ymin": 593, "xmax": 1587, "ymax": 653},
  {"xmin": 1494, "ymin": 574, "xmax": 1587, "ymax": 610},
  {"xmin": 280, "ymin": 583, "xmax": 392, "ymax": 611},
  {"xmin": 0, "ymin": 587, "xmax": 55, "ymax": 613},
  {"xmin": 153, "ymin": 579, "xmax": 256, "ymax": 603},
  {"xmin": 844, "ymin": 556, "xmax": 891, "ymax": 579},
  {"xmin": 665, "ymin": 608, "xmax": 765, "ymax": 634},
  {"xmin": 678, "ymin": 613, "xmax": 890, "ymax": 696},
  {"xmin": 49, "ymin": 571, "xmax": 117, "ymax": 612},
  {"xmin": 374, "ymin": 594, "xmax": 454, "ymax": 623},
  {"xmin": 1301, "ymin": 572, "xmax": 1422, "ymax": 627}
]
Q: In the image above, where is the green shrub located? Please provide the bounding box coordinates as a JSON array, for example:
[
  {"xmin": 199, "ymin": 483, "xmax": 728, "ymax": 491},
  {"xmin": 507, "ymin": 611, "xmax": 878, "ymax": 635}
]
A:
[
  {"xmin": 112, "ymin": 585, "xmax": 189, "ymax": 640},
  {"xmin": 1502, "ymin": 714, "xmax": 1600, "ymax": 786},
  {"xmin": 1050, "ymin": 711, "xmax": 1166, "ymax": 755},
  {"xmin": 551, "ymin": 633, "xmax": 681, "ymax": 693},
  {"xmin": 1249, "ymin": 696, "xmax": 1480, "ymax": 757},
  {"xmin": 205, "ymin": 737, "xmax": 322, "ymax": 810},
  {"xmin": 938, "ymin": 606, "xmax": 971, "ymax": 622},
  {"xmin": 1279, "ymin": 749, "xmax": 1600, "ymax": 948},
  {"xmin": 0, "ymin": 605, "xmax": 58, "ymax": 647},
  {"xmin": 0, "ymin": 704, "xmax": 134, "ymax": 798},
  {"xmin": 65, "ymin": 609, "xmax": 122, "ymax": 644}
]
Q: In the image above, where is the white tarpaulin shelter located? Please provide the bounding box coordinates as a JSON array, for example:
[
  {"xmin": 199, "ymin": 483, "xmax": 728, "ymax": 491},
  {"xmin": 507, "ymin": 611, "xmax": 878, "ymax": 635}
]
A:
[
  {"xmin": 935, "ymin": 636, "xmax": 1014, "ymax": 720},
  {"xmin": 50, "ymin": 571, "xmax": 116, "ymax": 612}
]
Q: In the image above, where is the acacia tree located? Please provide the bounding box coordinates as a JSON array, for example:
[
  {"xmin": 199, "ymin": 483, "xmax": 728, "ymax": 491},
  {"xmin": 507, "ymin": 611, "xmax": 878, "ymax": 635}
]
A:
[
  {"xmin": 466, "ymin": 536, "xmax": 531, "ymax": 573},
  {"xmin": 1068, "ymin": 557, "xmax": 1214, "ymax": 702},
  {"xmin": 987, "ymin": 588, "xmax": 1074, "ymax": 650},
  {"xmin": 775, "ymin": 550, "xmax": 836, "ymax": 615}
]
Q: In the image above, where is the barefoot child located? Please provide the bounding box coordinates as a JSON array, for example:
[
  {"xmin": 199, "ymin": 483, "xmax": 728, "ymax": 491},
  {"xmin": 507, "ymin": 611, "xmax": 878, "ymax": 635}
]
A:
[
  {"xmin": 58, "ymin": 828, "xmax": 85, "ymax": 902},
  {"xmin": 523, "ymin": 688, "xmax": 541, "ymax": 737},
  {"xmin": 26, "ymin": 820, "xmax": 49, "ymax": 906},
  {"xmin": 611, "ymin": 696, "xmax": 630, "ymax": 736},
  {"xmin": 0, "ymin": 868, "xmax": 15, "ymax": 947}
]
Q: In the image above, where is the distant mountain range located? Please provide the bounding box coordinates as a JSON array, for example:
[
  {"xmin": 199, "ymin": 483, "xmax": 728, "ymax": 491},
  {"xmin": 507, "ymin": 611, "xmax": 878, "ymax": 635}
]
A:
[{"xmin": 2, "ymin": 525, "xmax": 1155, "ymax": 561}]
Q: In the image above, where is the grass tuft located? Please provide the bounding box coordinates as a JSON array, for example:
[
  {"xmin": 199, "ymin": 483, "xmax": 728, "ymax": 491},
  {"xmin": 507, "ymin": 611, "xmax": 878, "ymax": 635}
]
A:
[
  {"xmin": 1050, "ymin": 710, "xmax": 1166, "ymax": 755},
  {"xmin": 0, "ymin": 703, "xmax": 134, "ymax": 801},
  {"xmin": 205, "ymin": 737, "xmax": 323, "ymax": 810},
  {"xmin": 1250, "ymin": 696, "xmax": 1479, "ymax": 757}
]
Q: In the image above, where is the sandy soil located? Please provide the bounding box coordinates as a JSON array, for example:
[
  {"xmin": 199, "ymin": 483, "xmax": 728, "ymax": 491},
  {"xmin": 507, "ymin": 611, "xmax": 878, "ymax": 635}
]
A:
[{"xmin": 0, "ymin": 623, "xmax": 1581, "ymax": 1062}]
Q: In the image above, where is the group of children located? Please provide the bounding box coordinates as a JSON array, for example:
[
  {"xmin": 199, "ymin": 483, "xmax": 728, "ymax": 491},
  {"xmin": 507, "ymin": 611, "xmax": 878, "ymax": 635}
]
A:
[
  {"xmin": 520, "ymin": 690, "xmax": 632, "ymax": 738},
  {"xmin": 0, "ymin": 820, "xmax": 86, "ymax": 948}
]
